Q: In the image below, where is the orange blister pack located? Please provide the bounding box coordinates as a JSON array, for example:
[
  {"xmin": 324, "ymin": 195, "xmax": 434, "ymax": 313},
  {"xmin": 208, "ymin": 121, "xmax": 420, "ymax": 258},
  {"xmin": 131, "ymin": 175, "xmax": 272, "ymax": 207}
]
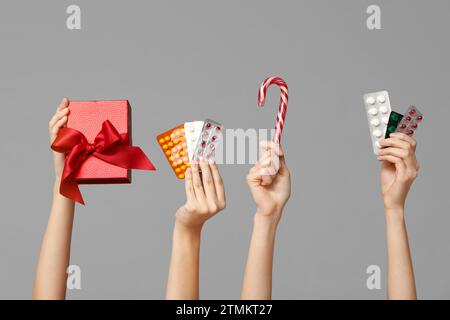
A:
[{"xmin": 156, "ymin": 124, "xmax": 190, "ymax": 179}]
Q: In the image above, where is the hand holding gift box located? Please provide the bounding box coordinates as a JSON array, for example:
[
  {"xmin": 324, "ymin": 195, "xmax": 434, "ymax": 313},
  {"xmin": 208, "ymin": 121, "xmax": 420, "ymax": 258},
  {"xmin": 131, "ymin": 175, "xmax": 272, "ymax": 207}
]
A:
[{"xmin": 51, "ymin": 100, "xmax": 155, "ymax": 204}]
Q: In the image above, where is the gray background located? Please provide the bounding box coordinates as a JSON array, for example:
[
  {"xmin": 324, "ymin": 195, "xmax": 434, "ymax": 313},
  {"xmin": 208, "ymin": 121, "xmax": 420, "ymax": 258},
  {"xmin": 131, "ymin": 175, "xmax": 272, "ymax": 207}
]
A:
[{"xmin": 0, "ymin": 0, "xmax": 449, "ymax": 299}]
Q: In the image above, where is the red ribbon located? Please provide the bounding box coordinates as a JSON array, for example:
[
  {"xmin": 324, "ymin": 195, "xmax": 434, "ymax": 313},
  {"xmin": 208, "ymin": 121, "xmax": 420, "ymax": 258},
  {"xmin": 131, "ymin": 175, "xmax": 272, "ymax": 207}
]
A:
[{"xmin": 51, "ymin": 120, "xmax": 155, "ymax": 205}]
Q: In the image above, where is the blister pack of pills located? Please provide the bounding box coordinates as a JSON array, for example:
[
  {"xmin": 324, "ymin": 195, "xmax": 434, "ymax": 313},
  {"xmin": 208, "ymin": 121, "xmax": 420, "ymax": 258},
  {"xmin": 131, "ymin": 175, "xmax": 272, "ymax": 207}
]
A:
[
  {"xmin": 184, "ymin": 121, "xmax": 204, "ymax": 161},
  {"xmin": 192, "ymin": 119, "xmax": 223, "ymax": 162},
  {"xmin": 157, "ymin": 119, "xmax": 223, "ymax": 179},
  {"xmin": 157, "ymin": 124, "xmax": 190, "ymax": 179},
  {"xmin": 385, "ymin": 111, "xmax": 404, "ymax": 138},
  {"xmin": 363, "ymin": 90, "xmax": 392, "ymax": 155},
  {"xmin": 395, "ymin": 105, "xmax": 423, "ymax": 137}
]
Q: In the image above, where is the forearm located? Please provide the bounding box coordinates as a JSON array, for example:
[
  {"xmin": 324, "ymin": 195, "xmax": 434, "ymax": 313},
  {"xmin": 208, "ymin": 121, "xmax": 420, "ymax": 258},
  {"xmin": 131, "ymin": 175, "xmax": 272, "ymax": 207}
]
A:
[
  {"xmin": 385, "ymin": 209, "xmax": 417, "ymax": 300},
  {"xmin": 166, "ymin": 222, "xmax": 202, "ymax": 300},
  {"xmin": 241, "ymin": 213, "xmax": 278, "ymax": 300},
  {"xmin": 33, "ymin": 181, "xmax": 75, "ymax": 300}
]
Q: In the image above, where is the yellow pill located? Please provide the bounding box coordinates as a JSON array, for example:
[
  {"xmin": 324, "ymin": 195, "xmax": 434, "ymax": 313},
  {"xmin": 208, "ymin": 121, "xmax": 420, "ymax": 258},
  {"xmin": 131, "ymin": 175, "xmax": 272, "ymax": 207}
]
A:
[
  {"xmin": 177, "ymin": 160, "xmax": 183, "ymax": 165},
  {"xmin": 183, "ymin": 157, "xmax": 189, "ymax": 162},
  {"xmin": 181, "ymin": 128, "xmax": 185, "ymax": 132},
  {"xmin": 169, "ymin": 156, "xmax": 174, "ymax": 161},
  {"xmin": 174, "ymin": 153, "xmax": 179, "ymax": 158},
  {"xmin": 179, "ymin": 136, "xmax": 184, "ymax": 141},
  {"xmin": 178, "ymin": 173, "xmax": 185, "ymax": 179},
  {"xmin": 174, "ymin": 139, "xmax": 179, "ymax": 144},
  {"xmin": 168, "ymin": 142, "xmax": 174, "ymax": 147},
  {"xmin": 175, "ymin": 168, "xmax": 181, "ymax": 173},
  {"xmin": 159, "ymin": 138, "xmax": 165, "ymax": 144},
  {"xmin": 170, "ymin": 133, "xmax": 175, "ymax": 139},
  {"xmin": 177, "ymin": 145, "xmax": 182, "ymax": 150},
  {"xmin": 186, "ymin": 163, "xmax": 191, "ymax": 167},
  {"xmin": 179, "ymin": 151, "xmax": 184, "ymax": 156},
  {"xmin": 165, "ymin": 136, "xmax": 170, "ymax": 141},
  {"xmin": 163, "ymin": 144, "xmax": 168, "ymax": 150},
  {"xmin": 171, "ymin": 147, "xmax": 177, "ymax": 153},
  {"xmin": 182, "ymin": 142, "xmax": 187, "ymax": 147},
  {"xmin": 175, "ymin": 130, "xmax": 181, "ymax": 136},
  {"xmin": 172, "ymin": 162, "xmax": 177, "ymax": 167},
  {"xmin": 181, "ymin": 165, "xmax": 186, "ymax": 170},
  {"xmin": 165, "ymin": 150, "xmax": 171, "ymax": 156}
]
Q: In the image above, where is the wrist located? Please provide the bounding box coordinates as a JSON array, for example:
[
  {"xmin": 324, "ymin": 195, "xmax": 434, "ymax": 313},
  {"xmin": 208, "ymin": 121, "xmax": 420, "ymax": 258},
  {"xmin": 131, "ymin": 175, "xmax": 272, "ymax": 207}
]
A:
[
  {"xmin": 254, "ymin": 211, "xmax": 280, "ymax": 229},
  {"xmin": 52, "ymin": 179, "xmax": 61, "ymax": 196},
  {"xmin": 174, "ymin": 219, "xmax": 203, "ymax": 237},
  {"xmin": 52, "ymin": 179, "xmax": 75, "ymax": 207},
  {"xmin": 385, "ymin": 207, "xmax": 405, "ymax": 225},
  {"xmin": 255, "ymin": 207, "xmax": 282, "ymax": 224}
]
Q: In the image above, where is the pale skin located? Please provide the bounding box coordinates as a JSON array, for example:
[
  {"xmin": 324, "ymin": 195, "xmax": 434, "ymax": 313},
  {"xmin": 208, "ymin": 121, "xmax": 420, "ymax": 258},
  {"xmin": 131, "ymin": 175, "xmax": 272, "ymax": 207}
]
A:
[
  {"xmin": 241, "ymin": 141, "xmax": 291, "ymax": 300},
  {"xmin": 378, "ymin": 132, "xmax": 419, "ymax": 300},
  {"xmin": 32, "ymin": 100, "xmax": 417, "ymax": 301},
  {"xmin": 165, "ymin": 157, "xmax": 226, "ymax": 300},
  {"xmin": 33, "ymin": 98, "xmax": 75, "ymax": 300}
]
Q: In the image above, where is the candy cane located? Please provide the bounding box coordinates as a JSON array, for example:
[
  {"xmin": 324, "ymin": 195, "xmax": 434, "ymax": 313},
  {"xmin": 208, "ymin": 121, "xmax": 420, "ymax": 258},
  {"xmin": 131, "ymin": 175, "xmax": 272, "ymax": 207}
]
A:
[{"xmin": 257, "ymin": 76, "xmax": 289, "ymax": 144}]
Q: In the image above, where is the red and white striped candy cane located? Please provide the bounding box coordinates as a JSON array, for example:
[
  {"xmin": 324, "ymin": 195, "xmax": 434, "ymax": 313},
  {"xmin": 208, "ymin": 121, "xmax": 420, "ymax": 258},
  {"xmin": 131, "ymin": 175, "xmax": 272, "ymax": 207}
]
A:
[{"xmin": 257, "ymin": 76, "xmax": 289, "ymax": 144}]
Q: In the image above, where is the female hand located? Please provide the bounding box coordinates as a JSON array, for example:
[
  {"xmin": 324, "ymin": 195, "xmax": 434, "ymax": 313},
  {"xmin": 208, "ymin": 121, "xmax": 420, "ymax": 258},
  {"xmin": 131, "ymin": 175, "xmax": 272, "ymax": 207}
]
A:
[
  {"xmin": 176, "ymin": 158, "xmax": 226, "ymax": 230},
  {"xmin": 49, "ymin": 98, "xmax": 70, "ymax": 180},
  {"xmin": 378, "ymin": 132, "xmax": 420, "ymax": 212},
  {"xmin": 246, "ymin": 141, "xmax": 291, "ymax": 223}
]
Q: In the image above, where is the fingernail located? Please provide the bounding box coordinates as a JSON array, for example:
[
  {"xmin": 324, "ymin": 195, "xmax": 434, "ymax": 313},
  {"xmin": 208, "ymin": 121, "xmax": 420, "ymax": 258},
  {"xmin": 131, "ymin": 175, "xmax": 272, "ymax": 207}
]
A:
[{"xmin": 208, "ymin": 157, "xmax": 215, "ymax": 164}]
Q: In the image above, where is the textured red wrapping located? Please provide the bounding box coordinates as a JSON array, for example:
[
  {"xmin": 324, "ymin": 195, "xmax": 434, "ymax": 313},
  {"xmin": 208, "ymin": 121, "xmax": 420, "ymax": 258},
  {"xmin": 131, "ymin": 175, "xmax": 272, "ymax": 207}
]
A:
[{"xmin": 67, "ymin": 100, "xmax": 132, "ymax": 183}]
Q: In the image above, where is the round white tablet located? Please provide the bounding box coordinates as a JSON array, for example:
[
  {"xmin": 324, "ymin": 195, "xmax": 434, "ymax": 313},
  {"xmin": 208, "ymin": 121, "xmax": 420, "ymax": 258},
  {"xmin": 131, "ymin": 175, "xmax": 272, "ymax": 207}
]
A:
[
  {"xmin": 366, "ymin": 97, "xmax": 376, "ymax": 105},
  {"xmin": 377, "ymin": 95, "xmax": 386, "ymax": 103},
  {"xmin": 373, "ymin": 129, "xmax": 382, "ymax": 138},
  {"xmin": 371, "ymin": 119, "xmax": 381, "ymax": 127},
  {"xmin": 368, "ymin": 108, "xmax": 378, "ymax": 116},
  {"xmin": 380, "ymin": 106, "xmax": 388, "ymax": 114}
]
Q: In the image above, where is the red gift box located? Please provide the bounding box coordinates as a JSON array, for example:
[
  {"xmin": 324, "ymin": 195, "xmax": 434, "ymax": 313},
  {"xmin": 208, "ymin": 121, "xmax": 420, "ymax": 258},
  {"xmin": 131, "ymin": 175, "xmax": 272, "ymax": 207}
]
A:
[
  {"xmin": 52, "ymin": 100, "xmax": 155, "ymax": 204},
  {"xmin": 67, "ymin": 100, "xmax": 132, "ymax": 184}
]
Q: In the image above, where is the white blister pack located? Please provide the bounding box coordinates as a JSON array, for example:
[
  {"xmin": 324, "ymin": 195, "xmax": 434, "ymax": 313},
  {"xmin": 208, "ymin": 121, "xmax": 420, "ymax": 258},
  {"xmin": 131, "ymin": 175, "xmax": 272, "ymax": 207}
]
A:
[
  {"xmin": 363, "ymin": 90, "xmax": 392, "ymax": 155},
  {"xmin": 184, "ymin": 121, "xmax": 204, "ymax": 161}
]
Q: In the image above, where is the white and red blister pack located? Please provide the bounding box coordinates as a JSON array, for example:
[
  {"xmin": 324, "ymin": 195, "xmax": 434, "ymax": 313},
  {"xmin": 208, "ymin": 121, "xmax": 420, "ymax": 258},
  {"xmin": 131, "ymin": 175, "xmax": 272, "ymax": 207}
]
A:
[
  {"xmin": 192, "ymin": 119, "xmax": 223, "ymax": 162},
  {"xmin": 363, "ymin": 90, "xmax": 392, "ymax": 155},
  {"xmin": 395, "ymin": 105, "xmax": 423, "ymax": 136}
]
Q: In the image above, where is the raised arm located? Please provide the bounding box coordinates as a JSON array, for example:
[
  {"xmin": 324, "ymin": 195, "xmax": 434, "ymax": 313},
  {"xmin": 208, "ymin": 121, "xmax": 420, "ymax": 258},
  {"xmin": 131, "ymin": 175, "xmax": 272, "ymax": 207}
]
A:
[
  {"xmin": 241, "ymin": 141, "xmax": 291, "ymax": 300},
  {"xmin": 33, "ymin": 98, "xmax": 75, "ymax": 300},
  {"xmin": 166, "ymin": 158, "xmax": 226, "ymax": 299},
  {"xmin": 378, "ymin": 132, "xmax": 419, "ymax": 300}
]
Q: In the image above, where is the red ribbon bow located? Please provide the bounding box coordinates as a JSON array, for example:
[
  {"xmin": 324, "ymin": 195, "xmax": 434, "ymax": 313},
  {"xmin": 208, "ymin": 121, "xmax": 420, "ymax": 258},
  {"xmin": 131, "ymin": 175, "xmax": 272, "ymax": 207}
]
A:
[{"xmin": 51, "ymin": 120, "xmax": 155, "ymax": 204}]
